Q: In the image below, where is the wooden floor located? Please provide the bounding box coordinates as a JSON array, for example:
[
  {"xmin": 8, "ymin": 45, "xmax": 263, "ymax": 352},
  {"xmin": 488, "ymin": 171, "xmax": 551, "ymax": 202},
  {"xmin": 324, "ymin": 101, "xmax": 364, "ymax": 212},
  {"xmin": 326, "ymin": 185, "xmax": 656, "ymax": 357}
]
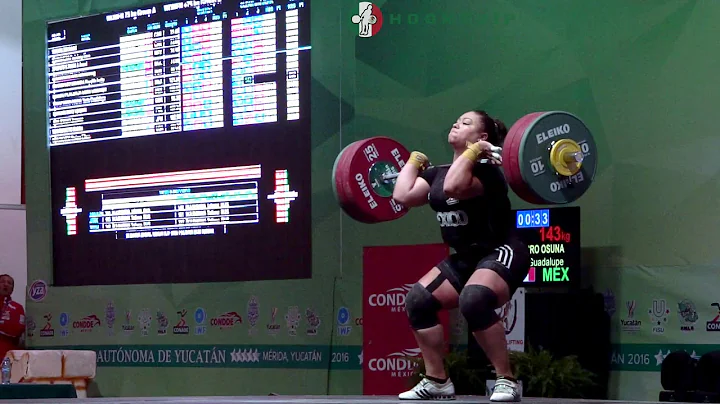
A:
[{"xmin": 0, "ymin": 395, "xmax": 665, "ymax": 404}]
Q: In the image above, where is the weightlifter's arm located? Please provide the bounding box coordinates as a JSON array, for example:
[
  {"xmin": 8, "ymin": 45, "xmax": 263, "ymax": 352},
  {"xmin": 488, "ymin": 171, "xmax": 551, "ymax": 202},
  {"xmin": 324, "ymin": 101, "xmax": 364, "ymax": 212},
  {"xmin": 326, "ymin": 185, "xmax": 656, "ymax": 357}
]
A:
[
  {"xmin": 444, "ymin": 140, "xmax": 495, "ymax": 199},
  {"xmin": 392, "ymin": 152, "xmax": 431, "ymax": 207}
]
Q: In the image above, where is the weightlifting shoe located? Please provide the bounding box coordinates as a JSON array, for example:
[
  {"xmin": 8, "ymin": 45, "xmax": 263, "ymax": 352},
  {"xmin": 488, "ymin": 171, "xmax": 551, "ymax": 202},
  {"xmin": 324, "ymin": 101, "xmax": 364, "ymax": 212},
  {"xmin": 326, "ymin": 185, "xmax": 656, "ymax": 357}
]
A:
[
  {"xmin": 489, "ymin": 377, "xmax": 521, "ymax": 402},
  {"xmin": 398, "ymin": 376, "xmax": 455, "ymax": 400}
]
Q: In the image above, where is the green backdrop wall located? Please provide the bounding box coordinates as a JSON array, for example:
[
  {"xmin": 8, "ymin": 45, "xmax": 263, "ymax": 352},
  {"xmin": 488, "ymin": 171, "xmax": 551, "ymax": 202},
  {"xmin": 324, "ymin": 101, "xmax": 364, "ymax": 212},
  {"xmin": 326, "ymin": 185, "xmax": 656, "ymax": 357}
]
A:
[{"xmin": 22, "ymin": 0, "xmax": 720, "ymax": 400}]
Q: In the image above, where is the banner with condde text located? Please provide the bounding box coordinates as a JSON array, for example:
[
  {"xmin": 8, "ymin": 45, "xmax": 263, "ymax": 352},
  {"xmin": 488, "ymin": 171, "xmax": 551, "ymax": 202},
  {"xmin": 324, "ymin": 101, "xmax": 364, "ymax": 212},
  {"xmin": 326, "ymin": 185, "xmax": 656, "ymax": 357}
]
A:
[{"xmin": 363, "ymin": 244, "xmax": 450, "ymax": 395}]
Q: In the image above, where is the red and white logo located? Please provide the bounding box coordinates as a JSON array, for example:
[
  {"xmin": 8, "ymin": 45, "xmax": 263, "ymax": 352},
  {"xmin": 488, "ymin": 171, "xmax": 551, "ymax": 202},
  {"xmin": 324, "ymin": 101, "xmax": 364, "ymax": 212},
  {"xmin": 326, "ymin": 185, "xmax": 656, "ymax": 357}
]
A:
[
  {"xmin": 523, "ymin": 267, "xmax": 536, "ymax": 283},
  {"xmin": 210, "ymin": 312, "xmax": 242, "ymax": 329},
  {"xmin": 367, "ymin": 347, "xmax": 421, "ymax": 378},
  {"xmin": 72, "ymin": 315, "xmax": 101, "ymax": 332},
  {"xmin": 351, "ymin": 2, "xmax": 383, "ymax": 38},
  {"xmin": 367, "ymin": 284, "xmax": 413, "ymax": 313}
]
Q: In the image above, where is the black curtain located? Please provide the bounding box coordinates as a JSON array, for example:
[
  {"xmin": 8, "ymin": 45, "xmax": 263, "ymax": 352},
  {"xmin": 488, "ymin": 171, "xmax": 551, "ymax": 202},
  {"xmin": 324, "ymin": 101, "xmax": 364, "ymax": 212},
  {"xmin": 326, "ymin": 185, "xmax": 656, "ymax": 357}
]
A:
[{"xmin": 467, "ymin": 289, "xmax": 611, "ymax": 399}]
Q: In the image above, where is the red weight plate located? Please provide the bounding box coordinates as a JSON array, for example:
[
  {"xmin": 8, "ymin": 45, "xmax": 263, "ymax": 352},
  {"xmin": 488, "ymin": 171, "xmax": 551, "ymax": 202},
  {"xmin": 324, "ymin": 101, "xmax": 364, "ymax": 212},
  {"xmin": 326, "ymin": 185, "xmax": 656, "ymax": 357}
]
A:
[
  {"xmin": 341, "ymin": 141, "xmax": 382, "ymax": 224},
  {"xmin": 332, "ymin": 141, "xmax": 354, "ymax": 205},
  {"xmin": 335, "ymin": 139, "xmax": 391, "ymax": 223},
  {"xmin": 503, "ymin": 112, "xmax": 547, "ymax": 204},
  {"xmin": 335, "ymin": 139, "xmax": 385, "ymax": 223},
  {"xmin": 337, "ymin": 141, "xmax": 372, "ymax": 223},
  {"xmin": 506, "ymin": 112, "xmax": 546, "ymax": 204},
  {"xmin": 333, "ymin": 140, "xmax": 361, "ymax": 205},
  {"xmin": 340, "ymin": 136, "xmax": 411, "ymax": 224},
  {"xmin": 501, "ymin": 112, "xmax": 537, "ymax": 199},
  {"xmin": 339, "ymin": 137, "xmax": 408, "ymax": 223},
  {"xmin": 514, "ymin": 112, "xmax": 550, "ymax": 205},
  {"xmin": 333, "ymin": 140, "xmax": 373, "ymax": 222}
]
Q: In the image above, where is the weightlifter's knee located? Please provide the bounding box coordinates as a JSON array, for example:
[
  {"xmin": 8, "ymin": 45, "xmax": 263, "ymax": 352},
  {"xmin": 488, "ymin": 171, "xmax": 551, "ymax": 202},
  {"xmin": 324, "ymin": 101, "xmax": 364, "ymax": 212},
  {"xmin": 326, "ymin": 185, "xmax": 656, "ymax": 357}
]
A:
[
  {"xmin": 405, "ymin": 283, "xmax": 442, "ymax": 330},
  {"xmin": 458, "ymin": 284, "xmax": 500, "ymax": 332}
]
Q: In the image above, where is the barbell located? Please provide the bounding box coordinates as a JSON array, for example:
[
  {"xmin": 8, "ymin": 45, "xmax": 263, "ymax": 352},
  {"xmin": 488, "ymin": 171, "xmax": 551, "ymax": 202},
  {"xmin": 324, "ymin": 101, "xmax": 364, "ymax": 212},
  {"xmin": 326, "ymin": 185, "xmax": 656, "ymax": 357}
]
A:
[{"xmin": 332, "ymin": 111, "xmax": 598, "ymax": 224}]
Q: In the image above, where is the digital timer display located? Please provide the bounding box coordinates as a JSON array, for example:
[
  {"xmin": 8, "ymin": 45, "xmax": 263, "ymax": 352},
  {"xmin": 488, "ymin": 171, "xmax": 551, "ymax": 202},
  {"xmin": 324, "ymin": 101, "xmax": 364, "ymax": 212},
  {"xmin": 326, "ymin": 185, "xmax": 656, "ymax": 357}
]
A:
[
  {"xmin": 516, "ymin": 209, "xmax": 550, "ymax": 228},
  {"xmin": 514, "ymin": 206, "xmax": 580, "ymax": 288}
]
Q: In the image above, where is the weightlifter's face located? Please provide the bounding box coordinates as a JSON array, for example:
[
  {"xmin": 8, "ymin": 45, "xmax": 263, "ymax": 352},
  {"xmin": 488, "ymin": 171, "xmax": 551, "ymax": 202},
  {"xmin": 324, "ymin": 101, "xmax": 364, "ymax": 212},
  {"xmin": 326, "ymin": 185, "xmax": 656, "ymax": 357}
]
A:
[{"xmin": 448, "ymin": 111, "xmax": 487, "ymax": 148}]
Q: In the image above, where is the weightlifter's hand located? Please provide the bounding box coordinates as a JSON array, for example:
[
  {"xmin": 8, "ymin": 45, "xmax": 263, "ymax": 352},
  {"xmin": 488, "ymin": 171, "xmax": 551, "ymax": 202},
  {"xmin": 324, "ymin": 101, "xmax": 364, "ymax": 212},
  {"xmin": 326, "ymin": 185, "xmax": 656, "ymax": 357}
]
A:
[
  {"xmin": 407, "ymin": 151, "xmax": 430, "ymax": 171},
  {"xmin": 462, "ymin": 140, "xmax": 502, "ymax": 165},
  {"xmin": 393, "ymin": 150, "xmax": 430, "ymax": 205}
]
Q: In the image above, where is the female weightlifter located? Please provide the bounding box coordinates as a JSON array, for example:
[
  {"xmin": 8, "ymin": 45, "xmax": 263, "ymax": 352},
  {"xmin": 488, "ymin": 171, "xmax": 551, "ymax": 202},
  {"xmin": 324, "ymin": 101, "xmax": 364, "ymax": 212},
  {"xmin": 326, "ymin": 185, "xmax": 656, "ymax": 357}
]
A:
[{"xmin": 392, "ymin": 110, "xmax": 530, "ymax": 402}]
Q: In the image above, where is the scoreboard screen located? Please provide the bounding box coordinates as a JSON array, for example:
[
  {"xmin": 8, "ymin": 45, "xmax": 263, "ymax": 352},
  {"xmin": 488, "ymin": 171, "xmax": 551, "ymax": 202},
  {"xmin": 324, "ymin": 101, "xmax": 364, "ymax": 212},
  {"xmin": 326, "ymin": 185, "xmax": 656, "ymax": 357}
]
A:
[
  {"xmin": 46, "ymin": 0, "xmax": 312, "ymax": 286},
  {"xmin": 515, "ymin": 206, "xmax": 580, "ymax": 288}
]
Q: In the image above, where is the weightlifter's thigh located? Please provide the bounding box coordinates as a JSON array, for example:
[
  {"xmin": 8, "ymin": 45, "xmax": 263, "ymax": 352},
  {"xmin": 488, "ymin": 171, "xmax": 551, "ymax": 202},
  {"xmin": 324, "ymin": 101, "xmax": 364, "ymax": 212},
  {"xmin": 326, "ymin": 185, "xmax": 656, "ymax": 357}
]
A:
[
  {"xmin": 466, "ymin": 237, "xmax": 531, "ymax": 307},
  {"xmin": 415, "ymin": 269, "xmax": 457, "ymax": 310},
  {"xmin": 414, "ymin": 254, "xmax": 468, "ymax": 310}
]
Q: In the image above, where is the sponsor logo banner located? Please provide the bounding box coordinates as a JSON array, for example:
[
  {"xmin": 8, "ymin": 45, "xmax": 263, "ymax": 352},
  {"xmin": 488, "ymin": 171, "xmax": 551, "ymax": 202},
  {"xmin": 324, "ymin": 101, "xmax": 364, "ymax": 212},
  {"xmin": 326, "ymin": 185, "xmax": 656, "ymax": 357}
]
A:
[
  {"xmin": 37, "ymin": 344, "xmax": 362, "ymax": 369},
  {"xmin": 363, "ymin": 244, "xmax": 450, "ymax": 395}
]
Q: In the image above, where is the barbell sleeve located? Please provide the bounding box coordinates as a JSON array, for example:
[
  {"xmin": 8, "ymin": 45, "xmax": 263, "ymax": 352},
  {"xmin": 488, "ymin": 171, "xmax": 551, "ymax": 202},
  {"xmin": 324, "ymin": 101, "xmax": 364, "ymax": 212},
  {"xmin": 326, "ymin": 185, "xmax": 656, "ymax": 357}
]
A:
[
  {"xmin": 563, "ymin": 150, "xmax": 584, "ymax": 164},
  {"xmin": 381, "ymin": 172, "xmax": 401, "ymax": 181}
]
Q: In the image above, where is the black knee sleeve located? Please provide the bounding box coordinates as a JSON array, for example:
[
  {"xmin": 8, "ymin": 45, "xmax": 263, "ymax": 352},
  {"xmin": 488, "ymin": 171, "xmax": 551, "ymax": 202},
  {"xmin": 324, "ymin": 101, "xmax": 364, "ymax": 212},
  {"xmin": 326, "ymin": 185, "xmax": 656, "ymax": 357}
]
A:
[
  {"xmin": 459, "ymin": 285, "xmax": 500, "ymax": 332},
  {"xmin": 405, "ymin": 283, "xmax": 441, "ymax": 330}
]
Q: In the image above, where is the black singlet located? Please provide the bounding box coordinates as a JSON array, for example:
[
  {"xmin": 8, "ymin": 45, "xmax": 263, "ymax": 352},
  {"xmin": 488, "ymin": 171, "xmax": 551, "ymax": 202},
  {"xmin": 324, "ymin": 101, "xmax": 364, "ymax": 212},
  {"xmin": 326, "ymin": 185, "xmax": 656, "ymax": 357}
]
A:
[{"xmin": 419, "ymin": 163, "xmax": 514, "ymax": 252}]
